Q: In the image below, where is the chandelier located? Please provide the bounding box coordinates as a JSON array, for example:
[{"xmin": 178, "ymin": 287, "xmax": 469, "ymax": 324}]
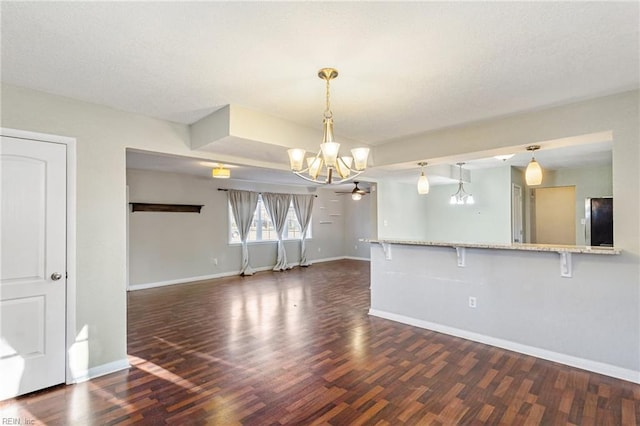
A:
[
  {"xmin": 450, "ymin": 163, "xmax": 475, "ymax": 205},
  {"xmin": 287, "ymin": 68, "xmax": 370, "ymax": 184}
]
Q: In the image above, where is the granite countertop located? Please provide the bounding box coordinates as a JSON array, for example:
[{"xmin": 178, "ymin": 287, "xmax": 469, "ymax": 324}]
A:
[{"xmin": 364, "ymin": 239, "xmax": 621, "ymax": 255}]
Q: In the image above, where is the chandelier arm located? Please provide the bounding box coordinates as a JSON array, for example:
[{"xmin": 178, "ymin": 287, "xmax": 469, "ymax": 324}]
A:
[{"xmin": 292, "ymin": 170, "xmax": 364, "ymax": 185}]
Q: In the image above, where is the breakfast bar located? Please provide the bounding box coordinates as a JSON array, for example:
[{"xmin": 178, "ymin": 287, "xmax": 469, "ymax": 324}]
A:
[{"xmin": 365, "ymin": 239, "xmax": 637, "ymax": 383}]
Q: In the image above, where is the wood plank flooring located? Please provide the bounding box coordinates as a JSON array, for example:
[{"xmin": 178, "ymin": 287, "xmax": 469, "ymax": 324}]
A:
[{"xmin": 1, "ymin": 259, "xmax": 639, "ymax": 425}]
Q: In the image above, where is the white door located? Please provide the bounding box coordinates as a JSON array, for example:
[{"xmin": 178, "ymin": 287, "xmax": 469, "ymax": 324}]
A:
[{"xmin": 1, "ymin": 136, "xmax": 67, "ymax": 400}]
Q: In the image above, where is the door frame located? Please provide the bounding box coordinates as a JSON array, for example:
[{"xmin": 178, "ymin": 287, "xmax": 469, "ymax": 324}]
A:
[
  {"xmin": 1, "ymin": 127, "xmax": 77, "ymax": 386},
  {"xmin": 511, "ymin": 183, "xmax": 523, "ymax": 243}
]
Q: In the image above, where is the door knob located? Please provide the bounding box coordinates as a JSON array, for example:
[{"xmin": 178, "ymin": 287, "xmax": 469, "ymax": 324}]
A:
[{"xmin": 51, "ymin": 272, "xmax": 63, "ymax": 281}]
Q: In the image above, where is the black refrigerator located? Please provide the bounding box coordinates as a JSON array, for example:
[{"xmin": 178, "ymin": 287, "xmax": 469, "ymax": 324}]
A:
[{"xmin": 585, "ymin": 197, "xmax": 613, "ymax": 246}]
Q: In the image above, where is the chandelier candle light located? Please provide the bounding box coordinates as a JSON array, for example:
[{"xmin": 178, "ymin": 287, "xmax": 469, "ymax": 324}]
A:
[
  {"xmin": 450, "ymin": 163, "xmax": 474, "ymax": 205},
  {"xmin": 288, "ymin": 68, "xmax": 370, "ymax": 184}
]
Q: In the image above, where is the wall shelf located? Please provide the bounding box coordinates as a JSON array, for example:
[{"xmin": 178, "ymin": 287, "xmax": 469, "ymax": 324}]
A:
[{"xmin": 129, "ymin": 203, "xmax": 203, "ymax": 213}]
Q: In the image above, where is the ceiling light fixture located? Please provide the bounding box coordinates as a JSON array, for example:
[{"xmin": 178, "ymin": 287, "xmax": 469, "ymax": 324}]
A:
[
  {"xmin": 450, "ymin": 163, "xmax": 474, "ymax": 205},
  {"xmin": 417, "ymin": 162, "xmax": 430, "ymax": 195},
  {"xmin": 525, "ymin": 145, "xmax": 543, "ymax": 185},
  {"xmin": 287, "ymin": 68, "xmax": 370, "ymax": 184},
  {"xmin": 351, "ymin": 181, "xmax": 366, "ymax": 201},
  {"xmin": 212, "ymin": 164, "xmax": 230, "ymax": 179},
  {"xmin": 494, "ymin": 154, "xmax": 515, "ymax": 161}
]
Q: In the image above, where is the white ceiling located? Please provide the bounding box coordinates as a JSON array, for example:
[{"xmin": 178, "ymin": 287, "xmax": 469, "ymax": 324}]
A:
[{"xmin": 1, "ymin": 2, "xmax": 636, "ymax": 184}]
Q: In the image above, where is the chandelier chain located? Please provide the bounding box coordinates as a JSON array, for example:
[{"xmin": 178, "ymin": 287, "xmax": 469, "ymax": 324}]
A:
[{"xmin": 324, "ymin": 77, "xmax": 332, "ymax": 119}]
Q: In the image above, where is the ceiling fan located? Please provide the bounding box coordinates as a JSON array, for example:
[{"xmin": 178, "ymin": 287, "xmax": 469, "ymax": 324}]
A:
[{"xmin": 335, "ymin": 181, "xmax": 370, "ymax": 200}]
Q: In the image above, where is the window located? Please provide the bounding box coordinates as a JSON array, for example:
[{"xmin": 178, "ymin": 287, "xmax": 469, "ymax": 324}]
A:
[{"xmin": 229, "ymin": 196, "xmax": 311, "ymax": 243}]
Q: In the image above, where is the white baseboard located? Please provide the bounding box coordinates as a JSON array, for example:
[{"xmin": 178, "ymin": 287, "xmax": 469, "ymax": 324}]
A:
[
  {"xmin": 343, "ymin": 256, "xmax": 370, "ymax": 261},
  {"xmin": 70, "ymin": 358, "xmax": 130, "ymax": 384},
  {"xmin": 369, "ymin": 309, "xmax": 640, "ymax": 384},
  {"xmin": 129, "ymin": 272, "xmax": 238, "ymax": 291},
  {"xmin": 313, "ymin": 256, "xmax": 370, "ymax": 263},
  {"xmin": 128, "ymin": 257, "xmax": 369, "ymax": 291},
  {"xmin": 310, "ymin": 256, "xmax": 346, "ymax": 263},
  {"xmin": 128, "ymin": 264, "xmax": 290, "ymax": 290}
]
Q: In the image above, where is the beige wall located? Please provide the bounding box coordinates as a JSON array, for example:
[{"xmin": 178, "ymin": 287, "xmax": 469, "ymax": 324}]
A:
[
  {"xmin": 376, "ymin": 90, "xmax": 639, "ymax": 256},
  {"xmin": 127, "ymin": 168, "xmax": 354, "ymax": 286},
  {"xmin": 1, "ymin": 84, "xmax": 213, "ymax": 371},
  {"xmin": 373, "ymin": 90, "xmax": 640, "ymax": 376},
  {"xmin": 533, "ymin": 186, "xmax": 576, "ymax": 244},
  {"xmin": 1, "ymin": 82, "xmax": 638, "ymax": 378},
  {"xmin": 342, "ymin": 187, "xmax": 375, "ymax": 259}
]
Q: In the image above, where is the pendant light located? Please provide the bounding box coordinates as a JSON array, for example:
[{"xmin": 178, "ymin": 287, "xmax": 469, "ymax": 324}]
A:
[
  {"xmin": 525, "ymin": 145, "xmax": 543, "ymax": 186},
  {"xmin": 417, "ymin": 162, "xmax": 430, "ymax": 194}
]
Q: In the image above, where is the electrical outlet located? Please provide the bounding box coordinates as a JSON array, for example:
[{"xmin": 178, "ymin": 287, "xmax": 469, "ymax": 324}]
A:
[
  {"xmin": 354, "ymin": 245, "xmax": 358, "ymax": 250},
  {"xmin": 468, "ymin": 297, "xmax": 477, "ymax": 308},
  {"xmin": 318, "ymin": 247, "xmax": 322, "ymax": 252},
  {"xmin": 212, "ymin": 258, "xmax": 218, "ymax": 265}
]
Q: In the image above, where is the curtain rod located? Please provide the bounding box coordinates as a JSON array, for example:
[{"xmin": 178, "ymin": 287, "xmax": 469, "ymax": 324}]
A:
[{"xmin": 218, "ymin": 188, "xmax": 317, "ymax": 197}]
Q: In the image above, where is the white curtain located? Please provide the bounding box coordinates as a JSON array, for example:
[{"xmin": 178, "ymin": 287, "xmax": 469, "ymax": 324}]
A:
[
  {"xmin": 292, "ymin": 194, "xmax": 314, "ymax": 267},
  {"xmin": 228, "ymin": 190, "xmax": 259, "ymax": 276},
  {"xmin": 262, "ymin": 192, "xmax": 293, "ymax": 271}
]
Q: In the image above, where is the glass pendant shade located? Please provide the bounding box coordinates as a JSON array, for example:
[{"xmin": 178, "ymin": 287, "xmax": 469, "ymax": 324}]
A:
[
  {"xmin": 351, "ymin": 148, "xmax": 370, "ymax": 171},
  {"xmin": 307, "ymin": 157, "xmax": 323, "ymax": 180},
  {"xmin": 287, "ymin": 148, "xmax": 306, "ymax": 171},
  {"xmin": 351, "ymin": 192, "xmax": 362, "ymax": 201},
  {"xmin": 417, "ymin": 172, "xmax": 430, "ymax": 194},
  {"xmin": 336, "ymin": 156, "xmax": 353, "ymax": 179},
  {"xmin": 450, "ymin": 195, "xmax": 457, "ymax": 205},
  {"xmin": 466, "ymin": 195, "xmax": 475, "ymax": 204},
  {"xmin": 321, "ymin": 142, "xmax": 340, "ymax": 167},
  {"xmin": 526, "ymin": 158, "xmax": 543, "ymax": 185}
]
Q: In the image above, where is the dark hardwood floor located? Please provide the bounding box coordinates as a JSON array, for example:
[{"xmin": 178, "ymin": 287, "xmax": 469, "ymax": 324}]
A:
[{"xmin": 1, "ymin": 259, "xmax": 639, "ymax": 425}]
